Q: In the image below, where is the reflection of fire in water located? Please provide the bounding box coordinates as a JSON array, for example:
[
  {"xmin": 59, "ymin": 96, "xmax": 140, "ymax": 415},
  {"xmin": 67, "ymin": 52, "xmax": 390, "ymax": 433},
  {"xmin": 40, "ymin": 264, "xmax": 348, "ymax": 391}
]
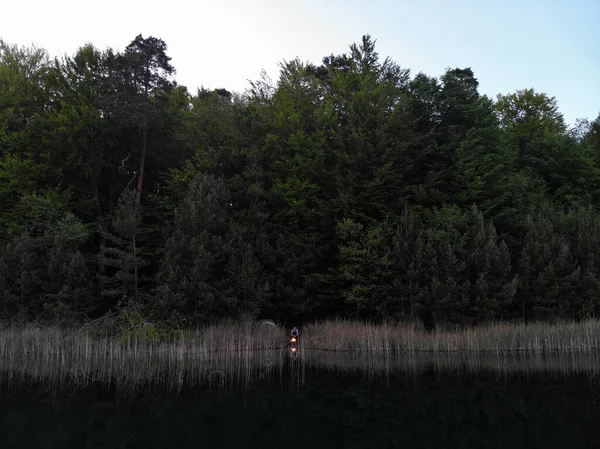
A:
[{"xmin": 290, "ymin": 336, "xmax": 299, "ymax": 359}]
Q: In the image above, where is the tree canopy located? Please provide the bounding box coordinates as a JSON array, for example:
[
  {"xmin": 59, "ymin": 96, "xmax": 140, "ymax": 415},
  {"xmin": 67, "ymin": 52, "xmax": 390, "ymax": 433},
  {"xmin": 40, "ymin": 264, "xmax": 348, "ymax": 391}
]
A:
[{"xmin": 1, "ymin": 34, "xmax": 599, "ymax": 326}]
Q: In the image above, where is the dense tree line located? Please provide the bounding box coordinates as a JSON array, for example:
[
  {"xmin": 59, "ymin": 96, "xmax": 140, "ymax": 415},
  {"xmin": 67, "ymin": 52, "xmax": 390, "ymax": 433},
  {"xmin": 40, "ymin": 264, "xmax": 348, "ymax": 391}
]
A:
[{"xmin": 0, "ymin": 34, "xmax": 599, "ymax": 326}]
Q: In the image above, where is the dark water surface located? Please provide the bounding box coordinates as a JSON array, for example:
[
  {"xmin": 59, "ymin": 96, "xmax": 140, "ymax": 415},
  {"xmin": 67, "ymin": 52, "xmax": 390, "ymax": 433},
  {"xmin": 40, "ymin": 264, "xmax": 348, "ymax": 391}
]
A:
[{"xmin": 1, "ymin": 351, "xmax": 600, "ymax": 448}]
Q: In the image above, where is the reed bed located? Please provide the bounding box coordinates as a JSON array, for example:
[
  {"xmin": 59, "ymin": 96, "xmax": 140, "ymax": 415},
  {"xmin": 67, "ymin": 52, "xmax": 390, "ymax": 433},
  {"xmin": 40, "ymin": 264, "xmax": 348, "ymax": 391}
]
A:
[
  {"xmin": 2, "ymin": 318, "xmax": 600, "ymax": 393},
  {"xmin": 0, "ymin": 321, "xmax": 287, "ymax": 391},
  {"xmin": 0, "ymin": 320, "xmax": 286, "ymax": 358},
  {"xmin": 304, "ymin": 350, "xmax": 600, "ymax": 378},
  {"xmin": 302, "ymin": 318, "xmax": 600, "ymax": 353},
  {"xmin": 2, "ymin": 339, "xmax": 600, "ymax": 394}
]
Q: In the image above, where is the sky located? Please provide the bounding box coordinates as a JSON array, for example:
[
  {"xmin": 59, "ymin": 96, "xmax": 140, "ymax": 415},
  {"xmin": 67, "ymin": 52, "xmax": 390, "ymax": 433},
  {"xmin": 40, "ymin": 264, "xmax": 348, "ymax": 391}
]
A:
[{"xmin": 1, "ymin": 0, "xmax": 598, "ymax": 126}]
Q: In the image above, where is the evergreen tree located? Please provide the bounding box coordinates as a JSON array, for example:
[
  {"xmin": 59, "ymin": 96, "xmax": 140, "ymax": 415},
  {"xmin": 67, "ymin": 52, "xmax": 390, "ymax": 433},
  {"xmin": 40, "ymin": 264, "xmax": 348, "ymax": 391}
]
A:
[
  {"xmin": 97, "ymin": 189, "xmax": 144, "ymax": 309},
  {"xmin": 154, "ymin": 173, "xmax": 232, "ymax": 323},
  {"xmin": 0, "ymin": 35, "xmax": 598, "ymax": 325}
]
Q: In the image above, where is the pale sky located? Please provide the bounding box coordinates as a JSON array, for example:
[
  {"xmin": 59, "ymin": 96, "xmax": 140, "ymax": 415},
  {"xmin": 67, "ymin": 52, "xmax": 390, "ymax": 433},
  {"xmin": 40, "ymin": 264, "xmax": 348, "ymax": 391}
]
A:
[{"xmin": 1, "ymin": 0, "xmax": 598, "ymax": 125}]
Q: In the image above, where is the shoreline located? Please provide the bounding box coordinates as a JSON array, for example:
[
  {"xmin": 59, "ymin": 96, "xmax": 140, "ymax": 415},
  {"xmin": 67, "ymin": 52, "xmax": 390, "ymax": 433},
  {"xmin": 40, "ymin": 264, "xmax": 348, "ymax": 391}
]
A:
[
  {"xmin": 2, "ymin": 318, "xmax": 600, "ymax": 391},
  {"xmin": 2, "ymin": 318, "xmax": 600, "ymax": 355}
]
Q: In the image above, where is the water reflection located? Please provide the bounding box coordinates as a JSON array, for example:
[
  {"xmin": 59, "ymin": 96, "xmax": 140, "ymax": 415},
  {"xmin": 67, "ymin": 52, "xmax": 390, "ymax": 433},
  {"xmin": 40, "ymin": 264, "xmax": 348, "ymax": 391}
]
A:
[
  {"xmin": 1, "ymin": 356, "xmax": 600, "ymax": 448},
  {"xmin": 2, "ymin": 345, "xmax": 600, "ymax": 393},
  {"xmin": 2, "ymin": 347, "xmax": 600, "ymax": 448}
]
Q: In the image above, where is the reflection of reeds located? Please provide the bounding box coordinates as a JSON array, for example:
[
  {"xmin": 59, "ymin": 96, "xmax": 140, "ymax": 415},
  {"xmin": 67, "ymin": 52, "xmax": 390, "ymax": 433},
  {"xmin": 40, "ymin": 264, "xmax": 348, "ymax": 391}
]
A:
[
  {"xmin": 302, "ymin": 319, "xmax": 600, "ymax": 353},
  {"xmin": 3, "ymin": 320, "xmax": 600, "ymax": 393},
  {"xmin": 303, "ymin": 350, "xmax": 600, "ymax": 378},
  {"xmin": 0, "ymin": 322, "xmax": 287, "ymax": 392}
]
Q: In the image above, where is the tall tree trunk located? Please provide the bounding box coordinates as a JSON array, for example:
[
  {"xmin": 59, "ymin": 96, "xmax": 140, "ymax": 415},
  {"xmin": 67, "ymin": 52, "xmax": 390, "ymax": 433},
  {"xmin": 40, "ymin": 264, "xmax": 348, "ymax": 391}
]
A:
[
  {"xmin": 93, "ymin": 175, "xmax": 107, "ymax": 278},
  {"xmin": 132, "ymin": 114, "xmax": 148, "ymax": 299},
  {"xmin": 136, "ymin": 115, "xmax": 148, "ymax": 203},
  {"xmin": 132, "ymin": 234, "xmax": 138, "ymax": 299}
]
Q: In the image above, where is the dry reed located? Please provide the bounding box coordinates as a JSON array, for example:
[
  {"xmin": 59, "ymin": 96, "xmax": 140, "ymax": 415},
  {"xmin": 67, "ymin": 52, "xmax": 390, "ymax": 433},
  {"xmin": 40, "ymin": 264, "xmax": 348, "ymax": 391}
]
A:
[
  {"xmin": 301, "ymin": 318, "xmax": 600, "ymax": 353},
  {"xmin": 0, "ymin": 320, "xmax": 286, "ymax": 391},
  {"xmin": 2, "ymin": 318, "xmax": 600, "ymax": 393}
]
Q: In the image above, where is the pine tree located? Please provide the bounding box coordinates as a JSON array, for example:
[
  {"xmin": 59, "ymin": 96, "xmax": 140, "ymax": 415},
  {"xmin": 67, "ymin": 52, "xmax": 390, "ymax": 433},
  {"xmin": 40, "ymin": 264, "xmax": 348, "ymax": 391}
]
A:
[
  {"xmin": 464, "ymin": 206, "xmax": 518, "ymax": 321},
  {"xmin": 154, "ymin": 173, "xmax": 232, "ymax": 323},
  {"xmin": 97, "ymin": 189, "xmax": 144, "ymax": 308}
]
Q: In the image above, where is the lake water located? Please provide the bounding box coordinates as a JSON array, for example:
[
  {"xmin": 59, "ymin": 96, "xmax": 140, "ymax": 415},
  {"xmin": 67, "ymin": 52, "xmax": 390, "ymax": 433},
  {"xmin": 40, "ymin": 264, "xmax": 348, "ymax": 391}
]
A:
[{"xmin": 1, "ymin": 350, "xmax": 600, "ymax": 448}]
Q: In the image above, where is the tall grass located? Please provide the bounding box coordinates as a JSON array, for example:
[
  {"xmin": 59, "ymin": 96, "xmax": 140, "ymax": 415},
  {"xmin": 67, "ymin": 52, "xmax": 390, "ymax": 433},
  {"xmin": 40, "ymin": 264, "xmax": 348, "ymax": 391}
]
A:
[
  {"xmin": 302, "ymin": 318, "xmax": 600, "ymax": 353},
  {"xmin": 0, "ymin": 320, "xmax": 286, "ymax": 391},
  {"xmin": 2, "ymin": 318, "xmax": 600, "ymax": 392},
  {"xmin": 0, "ymin": 320, "xmax": 600, "ymax": 390},
  {"xmin": 304, "ymin": 350, "xmax": 600, "ymax": 377},
  {"xmin": 0, "ymin": 320, "xmax": 287, "ymax": 361}
]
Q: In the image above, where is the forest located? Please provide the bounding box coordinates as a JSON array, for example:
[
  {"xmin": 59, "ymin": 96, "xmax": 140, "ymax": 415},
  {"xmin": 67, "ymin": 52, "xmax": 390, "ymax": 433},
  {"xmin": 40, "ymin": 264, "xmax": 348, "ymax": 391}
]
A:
[{"xmin": 1, "ymin": 33, "xmax": 599, "ymax": 327}]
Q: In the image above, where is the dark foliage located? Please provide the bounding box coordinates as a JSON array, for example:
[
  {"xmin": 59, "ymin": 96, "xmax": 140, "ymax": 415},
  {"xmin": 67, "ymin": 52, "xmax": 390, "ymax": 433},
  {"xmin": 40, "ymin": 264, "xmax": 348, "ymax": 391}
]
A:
[{"xmin": 1, "ymin": 35, "xmax": 599, "ymax": 325}]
